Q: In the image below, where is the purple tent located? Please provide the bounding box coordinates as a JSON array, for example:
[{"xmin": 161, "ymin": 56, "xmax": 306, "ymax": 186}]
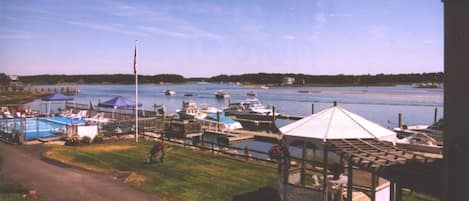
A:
[
  {"xmin": 42, "ymin": 92, "xmax": 74, "ymax": 115},
  {"xmin": 98, "ymin": 96, "xmax": 142, "ymax": 109}
]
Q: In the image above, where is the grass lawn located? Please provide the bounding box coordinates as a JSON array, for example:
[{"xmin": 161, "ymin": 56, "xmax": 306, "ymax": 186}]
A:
[
  {"xmin": 43, "ymin": 140, "xmax": 438, "ymax": 201},
  {"xmin": 402, "ymin": 189, "xmax": 439, "ymax": 201},
  {"xmin": 44, "ymin": 140, "xmax": 278, "ymax": 201}
]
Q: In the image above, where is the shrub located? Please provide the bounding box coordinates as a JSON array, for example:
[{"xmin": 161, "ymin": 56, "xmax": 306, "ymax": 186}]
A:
[
  {"xmin": 65, "ymin": 134, "xmax": 80, "ymax": 146},
  {"xmin": 81, "ymin": 136, "xmax": 91, "ymax": 144},
  {"xmin": 93, "ymin": 135, "xmax": 104, "ymax": 144}
]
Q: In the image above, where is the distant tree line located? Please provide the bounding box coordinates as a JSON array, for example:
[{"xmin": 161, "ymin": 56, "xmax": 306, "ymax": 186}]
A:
[
  {"xmin": 13, "ymin": 72, "xmax": 443, "ymax": 85},
  {"xmin": 207, "ymin": 72, "xmax": 444, "ymax": 85},
  {"xmin": 18, "ymin": 74, "xmax": 185, "ymax": 84}
]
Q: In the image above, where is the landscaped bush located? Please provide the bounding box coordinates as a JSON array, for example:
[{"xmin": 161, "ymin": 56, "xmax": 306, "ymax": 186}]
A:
[
  {"xmin": 93, "ymin": 135, "xmax": 104, "ymax": 144},
  {"xmin": 268, "ymin": 145, "xmax": 290, "ymax": 161},
  {"xmin": 64, "ymin": 134, "xmax": 81, "ymax": 146},
  {"xmin": 81, "ymin": 136, "xmax": 91, "ymax": 144}
]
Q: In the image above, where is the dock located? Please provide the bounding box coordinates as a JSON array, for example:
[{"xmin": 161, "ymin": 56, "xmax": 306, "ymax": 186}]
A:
[
  {"xmin": 204, "ymin": 128, "xmax": 281, "ymax": 143},
  {"xmin": 277, "ymin": 114, "xmax": 304, "ymax": 120}
]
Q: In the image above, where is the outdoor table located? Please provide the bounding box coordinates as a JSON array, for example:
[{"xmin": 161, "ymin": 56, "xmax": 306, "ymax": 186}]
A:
[{"xmin": 326, "ymin": 175, "xmax": 348, "ymax": 201}]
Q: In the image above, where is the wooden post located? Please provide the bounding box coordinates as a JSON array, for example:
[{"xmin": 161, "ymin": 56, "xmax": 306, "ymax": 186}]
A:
[
  {"xmin": 312, "ymin": 103, "xmax": 315, "ymax": 114},
  {"xmin": 300, "ymin": 141, "xmax": 306, "ymax": 186},
  {"xmin": 201, "ymin": 131, "xmax": 205, "ymax": 146},
  {"xmin": 211, "ymin": 139, "xmax": 215, "ymax": 155},
  {"xmin": 244, "ymin": 146, "xmax": 249, "ymax": 161},
  {"xmin": 390, "ymin": 181, "xmax": 395, "ymax": 201},
  {"xmin": 323, "ymin": 144, "xmax": 329, "ymax": 200},
  {"xmin": 339, "ymin": 153, "xmax": 344, "ymax": 170},
  {"xmin": 396, "ymin": 181, "xmax": 402, "ymax": 201},
  {"xmin": 371, "ymin": 171, "xmax": 377, "ymax": 201},
  {"xmin": 216, "ymin": 111, "xmax": 220, "ymax": 131},
  {"xmin": 444, "ymin": 1, "xmax": 469, "ymax": 200},
  {"xmin": 281, "ymin": 139, "xmax": 288, "ymax": 201},
  {"xmin": 333, "ymin": 101, "xmax": 337, "ymax": 106},
  {"xmin": 347, "ymin": 160, "xmax": 353, "ymax": 201},
  {"xmin": 398, "ymin": 113, "xmax": 403, "ymax": 128},
  {"xmin": 434, "ymin": 107, "xmax": 438, "ymax": 123},
  {"xmin": 271, "ymin": 106, "xmax": 276, "ymax": 131}
]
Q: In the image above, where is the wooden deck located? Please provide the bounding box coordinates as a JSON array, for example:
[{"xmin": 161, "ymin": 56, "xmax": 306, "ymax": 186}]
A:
[
  {"xmin": 277, "ymin": 114, "xmax": 304, "ymax": 120},
  {"xmin": 203, "ymin": 129, "xmax": 281, "ymax": 143}
]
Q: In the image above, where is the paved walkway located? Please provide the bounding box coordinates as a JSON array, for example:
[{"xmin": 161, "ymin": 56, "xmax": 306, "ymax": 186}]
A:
[{"xmin": 0, "ymin": 143, "xmax": 159, "ymax": 201}]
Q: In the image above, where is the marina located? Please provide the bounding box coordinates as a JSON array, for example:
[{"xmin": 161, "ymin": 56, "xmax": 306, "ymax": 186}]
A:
[
  {"xmin": 12, "ymin": 84, "xmax": 443, "ymax": 150},
  {"xmin": 0, "ymin": 0, "xmax": 462, "ymax": 200}
]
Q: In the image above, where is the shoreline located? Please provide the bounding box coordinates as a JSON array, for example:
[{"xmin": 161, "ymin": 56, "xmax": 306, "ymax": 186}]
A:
[
  {"xmin": 28, "ymin": 82, "xmax": 403, "ymax": 87},
  {"xmin": 0, "ymin": 92, "xmax": 50, "ymax": 105}
]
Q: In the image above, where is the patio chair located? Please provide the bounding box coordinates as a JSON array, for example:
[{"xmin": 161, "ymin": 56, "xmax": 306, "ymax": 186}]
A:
[{"xmin": 312, "ymin": 174, "xmax": 323, "ymax": 190}]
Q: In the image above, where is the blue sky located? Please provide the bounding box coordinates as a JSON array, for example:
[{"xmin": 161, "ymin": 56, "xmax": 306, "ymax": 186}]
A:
[{"xmin": 1, "ymin": 0, "xmax": 443, "ymax": 77}]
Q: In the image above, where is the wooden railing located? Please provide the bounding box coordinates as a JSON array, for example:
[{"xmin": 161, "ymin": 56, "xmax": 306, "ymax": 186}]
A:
[{"xmin": 141, "ymin": 131, "xmax": 326, "ymax": 168}]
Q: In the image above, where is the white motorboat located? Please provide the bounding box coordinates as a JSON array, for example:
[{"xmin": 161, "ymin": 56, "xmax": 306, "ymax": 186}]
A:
[
  {"xmin": 177, "ymin": 101, "xmax": 242, "ymax": 130},
  {"xmin": 225, "ymin": 98, "xmax": 280, "ymax": 121},
  {"xmin": 215, "ymin": 90, "xmax": 230, "ymax": 99},
  {"xmin": 240, "ymin": 98, "xmax": 279, "ymax": 116},
  {"xmin": 164, "ymin": 89, "xmax": 176, "ymax": 96}
]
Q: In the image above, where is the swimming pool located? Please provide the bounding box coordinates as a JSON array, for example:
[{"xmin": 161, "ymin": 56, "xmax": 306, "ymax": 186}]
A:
[{"xmin": 0, "ymin": 117, "xmax": 86, "ymax": 140}]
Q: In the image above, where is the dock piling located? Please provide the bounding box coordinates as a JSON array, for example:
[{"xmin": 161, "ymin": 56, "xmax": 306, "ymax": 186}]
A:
[
  {"xmin": 311, "ymin": 103, "xmax": 314, "ymax": 114},
  {"xmin": 216, "ymin": 111, "xmax": 220, "ymax": 131},
  {"xmin": 271, "ymin": 106, "xmax": 276, "ymax": 130},
  {"xmin": 244, "ymin": 146, "xmax": 249, "ymax": 161},
  {"xmin": 434, "ymin": 108, "xmax": 438, "ymax": 123},
  {"xmin": 398, "ymin": 113, "xmax": 403, "ymax": 128}
]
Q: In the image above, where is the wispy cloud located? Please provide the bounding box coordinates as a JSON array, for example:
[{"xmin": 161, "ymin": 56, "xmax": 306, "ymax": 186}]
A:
[
  {"xmin": 239, "ymin": 21, "xmax": 269, "ymax": 40},
  {"xmin": 107, "ymin": 2, "xmax": 221, "ymax": 40},
  {"xmin": 368, "ymin": 25, "xmax": 389, "ymax": 38},
  {"xmin": 0, "ymin": 31, "xmax": 34, "ymax": 39},
  {"xmin": 283, "ymin": 35, "xmax": 296, "ymax": 40},
  {"xmin": 311, "ymin": 0, "xmax": 327, "ymax": 40},
  {"xmin": 139, "ymin": 26, "xmax": 188, "ymax": 38},
  {"xmin": 65, "ymin": 20, "xmax": 148, "ymax": 37},
  {"xmin": 139, "ymin": 25, "xmax": 221, "ymax": 39},
  {"xmin": 423, "ymin": 40, "xmax": 436, "ymax": 45}
]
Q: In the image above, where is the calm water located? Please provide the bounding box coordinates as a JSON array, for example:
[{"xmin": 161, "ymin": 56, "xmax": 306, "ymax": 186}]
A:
[
  {"xmin": 29, "ymin": 83, "xmax": 443, "ymax": 127},
  {"xmin": 28, "ymin": 83, "xmax": 443, "ymax": 157}
]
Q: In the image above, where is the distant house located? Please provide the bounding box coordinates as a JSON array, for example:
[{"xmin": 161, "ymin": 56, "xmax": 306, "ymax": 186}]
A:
[
  {"xmin": 8, "ymin": 75, "xmax": 18, "ymax": 82},
  {"xmin": 282, "ymin": 77, "xmax": 295, "ymax": 85},
  {"xmin": 1, "ymin": 74, "xmax": 31, "ymax": 92}
]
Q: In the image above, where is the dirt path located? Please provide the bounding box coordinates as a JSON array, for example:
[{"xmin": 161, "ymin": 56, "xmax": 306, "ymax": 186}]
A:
[{"xmin": 0, "ymin": 143, "xmax": 160, "ymax": 201}]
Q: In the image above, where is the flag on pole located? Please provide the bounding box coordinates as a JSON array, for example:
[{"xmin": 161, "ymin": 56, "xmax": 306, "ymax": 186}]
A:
[
  {"xmin": 134, "ymin": 40, "xmax": 139, "ymax": 143},
  {"xmin": 133, "ymin": 41, "xmax": 137, "ymax": 74}
]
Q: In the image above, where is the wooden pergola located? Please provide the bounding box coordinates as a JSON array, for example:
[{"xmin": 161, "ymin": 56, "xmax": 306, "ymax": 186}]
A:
[
  {"xmin": 328, "ymin": 138, "xmax": 437, "ymax": 201},
  {"xmin": 279, "ymin": 103, "xmax": 439, "ymax": 201}
]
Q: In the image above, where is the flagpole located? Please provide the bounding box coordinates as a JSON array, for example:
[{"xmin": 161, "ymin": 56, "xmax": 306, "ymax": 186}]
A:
[{"xmin": 134, "ymin": 40, "xmax": 139, "ymax": 143}]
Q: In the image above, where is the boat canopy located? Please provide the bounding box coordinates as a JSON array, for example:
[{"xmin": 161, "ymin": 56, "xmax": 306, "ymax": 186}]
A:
[{"xmin": 205, "ymin": 113, "xmax": 237, "ymax": 124}]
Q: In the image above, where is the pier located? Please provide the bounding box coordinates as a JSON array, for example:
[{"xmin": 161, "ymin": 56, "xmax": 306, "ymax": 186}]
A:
[
  {"xmin": 203, "ymin": 128, "xmax": 281, "ymax": 143},
  {"xmin": 277, "ymin": 114, "xmax": 304, "ymax": 120}
]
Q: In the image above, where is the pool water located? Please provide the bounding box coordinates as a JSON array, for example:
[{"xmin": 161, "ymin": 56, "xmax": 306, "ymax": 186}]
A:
[{"xmin": 0, "ymin": 117, "xmax": 86, "ymax": 140}]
